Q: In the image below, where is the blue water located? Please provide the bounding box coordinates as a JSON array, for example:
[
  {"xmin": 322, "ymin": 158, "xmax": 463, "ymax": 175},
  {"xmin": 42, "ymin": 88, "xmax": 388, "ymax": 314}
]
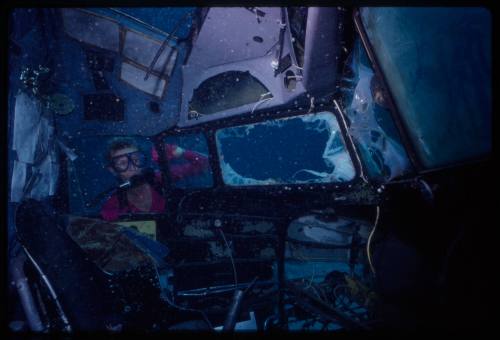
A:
[{"xmin": 220, "ymin": 120, "xmax": 331, "ymax": 182}]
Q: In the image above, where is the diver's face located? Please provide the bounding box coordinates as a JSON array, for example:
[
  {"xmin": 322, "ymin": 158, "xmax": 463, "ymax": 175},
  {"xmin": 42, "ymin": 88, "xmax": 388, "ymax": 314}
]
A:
[{"xmin": 109, "ymin": 147, "xmax": 142, "ymax": 181}]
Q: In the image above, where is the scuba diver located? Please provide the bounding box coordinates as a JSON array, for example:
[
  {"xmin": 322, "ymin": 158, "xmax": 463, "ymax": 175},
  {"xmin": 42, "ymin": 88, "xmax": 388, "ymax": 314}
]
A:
[{"xmin": 101, "ymin": 137, "xmax": 208, "ymax": 221}]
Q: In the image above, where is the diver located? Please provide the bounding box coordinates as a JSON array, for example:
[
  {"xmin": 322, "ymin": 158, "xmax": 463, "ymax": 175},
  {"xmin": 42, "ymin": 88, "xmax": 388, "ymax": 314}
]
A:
[{"xmin": 101, "ymin": 137, "xmax": 208, "ymax": 221}]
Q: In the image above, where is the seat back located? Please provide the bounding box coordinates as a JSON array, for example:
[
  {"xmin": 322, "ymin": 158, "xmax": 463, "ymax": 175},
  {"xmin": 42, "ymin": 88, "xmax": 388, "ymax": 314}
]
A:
[{"xmin": 15, "ymin": 199, "xmax": 116, "ymax": 331}]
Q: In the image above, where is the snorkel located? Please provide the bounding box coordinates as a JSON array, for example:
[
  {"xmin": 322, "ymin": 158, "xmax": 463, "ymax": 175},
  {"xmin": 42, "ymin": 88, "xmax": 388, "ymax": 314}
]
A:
[{"xmin": 119, "ymin": 167, "xmax": 155, "ymax": 189}]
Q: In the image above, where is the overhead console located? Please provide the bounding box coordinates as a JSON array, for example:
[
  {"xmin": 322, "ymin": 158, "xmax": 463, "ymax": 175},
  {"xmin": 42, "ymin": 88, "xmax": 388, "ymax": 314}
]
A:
[{"xmin": 179, "ymin": 7, "xmax": 344, "ymax": 127}]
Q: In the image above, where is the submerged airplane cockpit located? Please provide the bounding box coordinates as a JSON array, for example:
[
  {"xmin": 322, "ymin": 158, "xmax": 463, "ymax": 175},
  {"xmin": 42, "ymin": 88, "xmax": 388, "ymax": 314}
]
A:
[{"xmin": 6, "ymin": 7, "xmax": 492, "ymax": 333}]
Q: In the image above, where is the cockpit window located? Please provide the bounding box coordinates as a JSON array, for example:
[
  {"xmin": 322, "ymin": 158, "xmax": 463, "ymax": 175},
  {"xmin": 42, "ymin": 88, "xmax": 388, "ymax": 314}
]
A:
[
  {"xmin": 359, "ymin": 7, "xmax": 491, "ymax": 169},
  {"xmin": 339, "ymin": 38, "xmax": 412, "ymax": 181},
  {"xmin": 188, "ymin": 71, "xmax": 273, "ymax": 117},
  {"xmin": 67, "ymin": 136, "xmax": 155, "ymax": 216},
  {"xmin": 215, "ymin": 112, "xmax": 356, "ymax": 186}
]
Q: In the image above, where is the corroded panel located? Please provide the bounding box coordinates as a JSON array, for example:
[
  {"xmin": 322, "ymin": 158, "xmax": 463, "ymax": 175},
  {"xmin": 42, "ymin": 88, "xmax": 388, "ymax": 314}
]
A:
[{"xmin": 65, "ymin": 216, "xmax": 154, "ymax": 273}]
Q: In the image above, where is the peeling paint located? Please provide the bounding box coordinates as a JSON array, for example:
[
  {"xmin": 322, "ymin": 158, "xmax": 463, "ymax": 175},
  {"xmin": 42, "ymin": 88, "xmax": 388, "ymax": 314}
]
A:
[
  {"xmin": 183, "ymin": 220, "xmax": 215, "ymax": 238},
  {"xmin": 241, "ymin": 221, "xmax": 274, "ymax": 234}
]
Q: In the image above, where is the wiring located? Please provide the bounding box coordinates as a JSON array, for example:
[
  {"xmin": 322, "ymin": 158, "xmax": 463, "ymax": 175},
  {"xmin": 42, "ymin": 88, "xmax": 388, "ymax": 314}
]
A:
[
  {"xmin": 250, "ymin": 95, "xmax": 274, "ymax": 115},
  {"xmin": 332, "ymin": 284, "xmax": 367, "ymax": 319},
  {"xmin": 161, "ymin": 292, "xmax": 214, "ymax": 330},
  {"xmin": 333, "ymin": 284, "xmax": 350, "ymax": 305},
  {"xmin": 366, "ymin": 206, "xmax": 380, "ymax": 276},
  {"xmin": 217, "ymin": 228, "xmax": 238, "ymax": 289},
  {"xmin": 152, "ymin": 264, "xmax": 214, "ymax": 330},
  {"xmin": 308, "ymin": 283, "xmax": 326, "ymax": 303},
  {"xmin": 305, "ymin": 265, "xmax": 316, "ymax": 289}
]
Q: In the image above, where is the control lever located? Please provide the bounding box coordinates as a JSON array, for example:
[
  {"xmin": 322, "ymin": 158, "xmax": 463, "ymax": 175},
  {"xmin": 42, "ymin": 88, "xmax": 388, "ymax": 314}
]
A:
[{"xmin": 222, "ymin": 276, "xmax": 258, "ymax": 331}]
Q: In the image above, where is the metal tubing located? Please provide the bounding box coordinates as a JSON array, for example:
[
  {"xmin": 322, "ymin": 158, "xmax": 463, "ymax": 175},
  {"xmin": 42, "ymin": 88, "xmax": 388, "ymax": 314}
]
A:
[
  {"xmin": 10, "ymin": 252, "xmax": 45, "ymax": 332},
  {"xmin": 22, "ymin": 246, "xmax": 72, "ymax": 332},
  {"xmin": 222, "ymin": 289, "xmax": 245, "ymax": 331}
]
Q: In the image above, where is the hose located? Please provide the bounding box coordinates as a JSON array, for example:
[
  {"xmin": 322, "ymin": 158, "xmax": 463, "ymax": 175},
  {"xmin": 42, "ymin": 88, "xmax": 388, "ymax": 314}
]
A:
[{"xmin": 366, "ymin": 206, "xmax": 380, "ymax": 276}]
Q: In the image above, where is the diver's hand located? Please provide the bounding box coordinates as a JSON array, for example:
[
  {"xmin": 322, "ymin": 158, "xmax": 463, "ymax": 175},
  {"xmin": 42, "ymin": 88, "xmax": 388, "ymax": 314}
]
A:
[
  {"xmin": 165, "ymin": 144, "xmax": 184, "ymax": 159},
  {"xmin": 152, "ymin": 144, "xmax": 185, "ymax": 162},
  {"xmin": 171, "ymin": 145, "xmax": 184, "ymax": 158}
]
